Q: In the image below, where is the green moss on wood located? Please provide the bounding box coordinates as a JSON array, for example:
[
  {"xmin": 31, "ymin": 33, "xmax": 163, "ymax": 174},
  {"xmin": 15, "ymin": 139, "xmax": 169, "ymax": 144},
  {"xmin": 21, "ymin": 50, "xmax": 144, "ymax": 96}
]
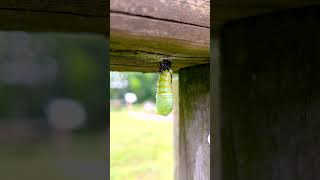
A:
[{"xmin": 110, "ymin": 31, "xmax": 210, "ymax": 72}]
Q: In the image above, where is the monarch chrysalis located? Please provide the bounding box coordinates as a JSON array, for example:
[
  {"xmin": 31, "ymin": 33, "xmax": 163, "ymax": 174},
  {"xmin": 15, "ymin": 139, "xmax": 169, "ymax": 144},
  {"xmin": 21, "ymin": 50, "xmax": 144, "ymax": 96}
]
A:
[{"xmin": 156, "ymin": 59, "xmax": 173, "ymax": 116}]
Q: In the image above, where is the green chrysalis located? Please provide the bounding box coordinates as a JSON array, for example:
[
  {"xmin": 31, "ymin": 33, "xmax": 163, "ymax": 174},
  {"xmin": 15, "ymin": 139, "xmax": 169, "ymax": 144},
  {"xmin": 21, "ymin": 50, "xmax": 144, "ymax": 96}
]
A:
[{"xmin": 156, "ymin": 59, "xmax": 173, "ymax": 116}]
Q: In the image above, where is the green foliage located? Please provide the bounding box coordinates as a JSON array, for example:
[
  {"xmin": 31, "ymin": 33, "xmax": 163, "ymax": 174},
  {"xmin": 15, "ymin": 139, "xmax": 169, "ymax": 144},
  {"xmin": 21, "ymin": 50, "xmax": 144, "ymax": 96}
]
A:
[
  {"xmin": 110, "ymin": 72, "xmax": 158, "ymax": 103},
  {"xmin": 0, "ymin": 32, "xmax": 107, "ymax": 129},
  {"xmin": 0, "ymin": 133, "xmax": 105, "ymax": 180}
]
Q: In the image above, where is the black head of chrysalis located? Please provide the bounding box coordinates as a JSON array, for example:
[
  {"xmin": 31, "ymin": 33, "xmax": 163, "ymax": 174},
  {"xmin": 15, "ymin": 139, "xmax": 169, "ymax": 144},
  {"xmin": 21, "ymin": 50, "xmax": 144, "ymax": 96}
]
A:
[{"xmin": 159, "ymin": 58, "xmax": 171, "ymax": 73}]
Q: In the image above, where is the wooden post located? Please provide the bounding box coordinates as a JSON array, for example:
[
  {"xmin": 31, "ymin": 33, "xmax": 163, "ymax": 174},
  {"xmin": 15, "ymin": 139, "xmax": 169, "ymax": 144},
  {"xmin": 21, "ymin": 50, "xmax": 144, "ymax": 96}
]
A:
[
  {"xmin": 178, "ymin": 64, "xmax": 210, "ymax": 180},
  {"xmin": 173, "ymin": 74, "xmax": 180, "ymax": 180},
  {"xmin": 214, "ymin": 6, "xmax": 320, "ymax": 180}
]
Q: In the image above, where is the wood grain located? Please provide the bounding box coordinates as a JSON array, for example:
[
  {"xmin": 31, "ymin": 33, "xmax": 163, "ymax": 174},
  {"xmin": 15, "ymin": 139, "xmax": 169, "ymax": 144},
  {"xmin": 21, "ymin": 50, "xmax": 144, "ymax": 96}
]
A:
[
  {"xmin": 179, "ymin": 64, "xmax": 210, "ymax": 180},
  {"xmin": 110, "ymin": 31, "xmax": 209, "ymax": 72},
  {"xmin": 111, "ymin": 13, "xmax": 209, "ymax": 46},
  {"xmin": 110, "ymin": 0, "xmax": 209, "ymax": 72},
  {"xmin": 173, "ymin": 74, "xmax": 180, "ymax": 180},
  {"xmin": 111, "ymin": 0, "xmax": 209, "ymax": 27}
]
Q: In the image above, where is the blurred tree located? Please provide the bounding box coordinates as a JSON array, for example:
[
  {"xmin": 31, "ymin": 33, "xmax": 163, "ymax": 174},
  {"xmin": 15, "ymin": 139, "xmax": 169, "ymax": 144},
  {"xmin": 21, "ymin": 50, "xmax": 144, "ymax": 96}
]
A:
[
  {"xmin": 0, "ymin": 32, "xmax": 107, "ymax": 131},
  {"xmin": 110, "ymin": 72, "xmax": 158, "ymax": 103}
]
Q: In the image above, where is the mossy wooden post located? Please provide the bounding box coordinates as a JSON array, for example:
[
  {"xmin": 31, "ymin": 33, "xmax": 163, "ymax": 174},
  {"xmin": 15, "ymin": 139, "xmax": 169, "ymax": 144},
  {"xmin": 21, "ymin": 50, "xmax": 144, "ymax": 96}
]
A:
[
  {"xmin": 213, "ymin": 5, "xmax": 320, "ymax": 180},
  {"xmin": 178, "ymin": 64, "xmax": 210, "ymax": 180}
]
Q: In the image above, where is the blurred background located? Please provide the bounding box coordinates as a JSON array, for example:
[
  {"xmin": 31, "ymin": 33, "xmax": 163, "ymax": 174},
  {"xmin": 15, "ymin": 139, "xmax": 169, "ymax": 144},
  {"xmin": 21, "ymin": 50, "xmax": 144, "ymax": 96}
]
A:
[
  {"xmin": 0, "ymin": 32, "xmax": 107, "ymax": 180},
  {"xmin": 110, "ymin": 72, "xmax": 176, "ymax": 179}
]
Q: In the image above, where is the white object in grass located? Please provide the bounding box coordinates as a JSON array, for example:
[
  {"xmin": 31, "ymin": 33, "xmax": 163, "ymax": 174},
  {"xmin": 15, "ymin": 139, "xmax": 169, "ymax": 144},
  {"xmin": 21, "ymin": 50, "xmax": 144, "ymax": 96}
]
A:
[{"xmin": 124, "ymin": 92, "xmax": 137, "ymax": 103}]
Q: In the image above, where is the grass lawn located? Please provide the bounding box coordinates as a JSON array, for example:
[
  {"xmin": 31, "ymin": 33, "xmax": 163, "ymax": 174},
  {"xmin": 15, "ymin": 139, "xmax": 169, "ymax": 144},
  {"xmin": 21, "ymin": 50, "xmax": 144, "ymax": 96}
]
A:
[
  {"xmin": 110, "ymin": 109, "xmax": 174, "ymax": 180},
  {"xmin": 0, "ymin": 132, "xmax": 107, "ymax": 180}
]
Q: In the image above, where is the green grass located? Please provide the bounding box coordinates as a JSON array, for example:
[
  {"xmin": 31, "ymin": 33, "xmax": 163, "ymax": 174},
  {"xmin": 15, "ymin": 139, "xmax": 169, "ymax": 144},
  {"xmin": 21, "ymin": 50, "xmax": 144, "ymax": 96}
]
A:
[
  {"xmin": 110, "ymin": 110, "xmax": 173, "ymax": 180},
  {"xmin": 0, "ymin": 132, "xmax": 106, "ymax": 180}
]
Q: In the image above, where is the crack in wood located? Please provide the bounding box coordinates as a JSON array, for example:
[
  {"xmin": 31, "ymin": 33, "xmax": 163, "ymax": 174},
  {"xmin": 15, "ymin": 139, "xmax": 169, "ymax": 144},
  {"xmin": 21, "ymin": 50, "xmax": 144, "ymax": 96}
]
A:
[
  {"xmin": 110, "ymin": 11, "xmax": 209, "ymax": 28},
  {"xmin": 111, "ymin": 64, "xmax": 155, "ymax": 67},
  {"xmin": 111, "ymin": 49, "xmax": 209, "ymax": 59}
]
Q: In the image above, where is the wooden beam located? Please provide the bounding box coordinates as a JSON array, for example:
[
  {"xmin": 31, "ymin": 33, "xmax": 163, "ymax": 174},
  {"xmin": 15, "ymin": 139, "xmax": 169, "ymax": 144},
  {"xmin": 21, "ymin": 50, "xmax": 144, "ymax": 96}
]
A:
[
  {"xmin": 212, "ymin": 1, "xmax": 320, "ymax": 30},
  {"xmin": 110, "ymin": 0, "xmax": 210, "ymax": 72},
  {"xmin": 178, "ymin": 64, "xmax": 210, "ymax": 180},
  {"xmin": 0, "ymin": 0, "xmax": 108, "ymax": 34},
  {"xmin": 111, "ymin": 0, "xmax": 209, "ymax": 27},
  {"xmin": 110, "ymin": 30, "xmax": 209, "ymax": 72}
]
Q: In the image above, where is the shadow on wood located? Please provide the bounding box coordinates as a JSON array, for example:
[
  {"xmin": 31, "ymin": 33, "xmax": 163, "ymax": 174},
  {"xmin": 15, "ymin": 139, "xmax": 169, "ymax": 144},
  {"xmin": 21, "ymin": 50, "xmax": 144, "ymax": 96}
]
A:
[{"xmin": 214, "ymin": 5, "xmax": 320, "ymax": 180}]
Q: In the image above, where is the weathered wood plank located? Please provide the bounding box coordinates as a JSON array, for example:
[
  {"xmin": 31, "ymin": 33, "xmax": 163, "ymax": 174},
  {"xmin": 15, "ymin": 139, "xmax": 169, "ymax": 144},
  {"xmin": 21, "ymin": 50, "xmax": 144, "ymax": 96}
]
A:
[
  {"xmin": 110, "ymin": 30, "xmax": 209, "ymax": 72},
  {"xmin": 111, "ymin": 0, "xmax": 209, "ymax": 27},
  {"xmin": 179, "ymin": 64, "xmax": 210, "ymax": 180},
  {"xmin": 212, "ymin": 1, "xmax": 320, "ymax": 30},
  {"xmin": 215, "ymin": 6, "xmax": 320, "ymax": 180},
  {"xmin": 111, "ymin": 13, "xmax": 209, "ymax": 46},
  {"xmin": 0, "ymin": 0, "xmax": 108, "ymax": 33},
  {"xmin": 110, "ymin": 0, "xmax": 209, "ymax": 72}
]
